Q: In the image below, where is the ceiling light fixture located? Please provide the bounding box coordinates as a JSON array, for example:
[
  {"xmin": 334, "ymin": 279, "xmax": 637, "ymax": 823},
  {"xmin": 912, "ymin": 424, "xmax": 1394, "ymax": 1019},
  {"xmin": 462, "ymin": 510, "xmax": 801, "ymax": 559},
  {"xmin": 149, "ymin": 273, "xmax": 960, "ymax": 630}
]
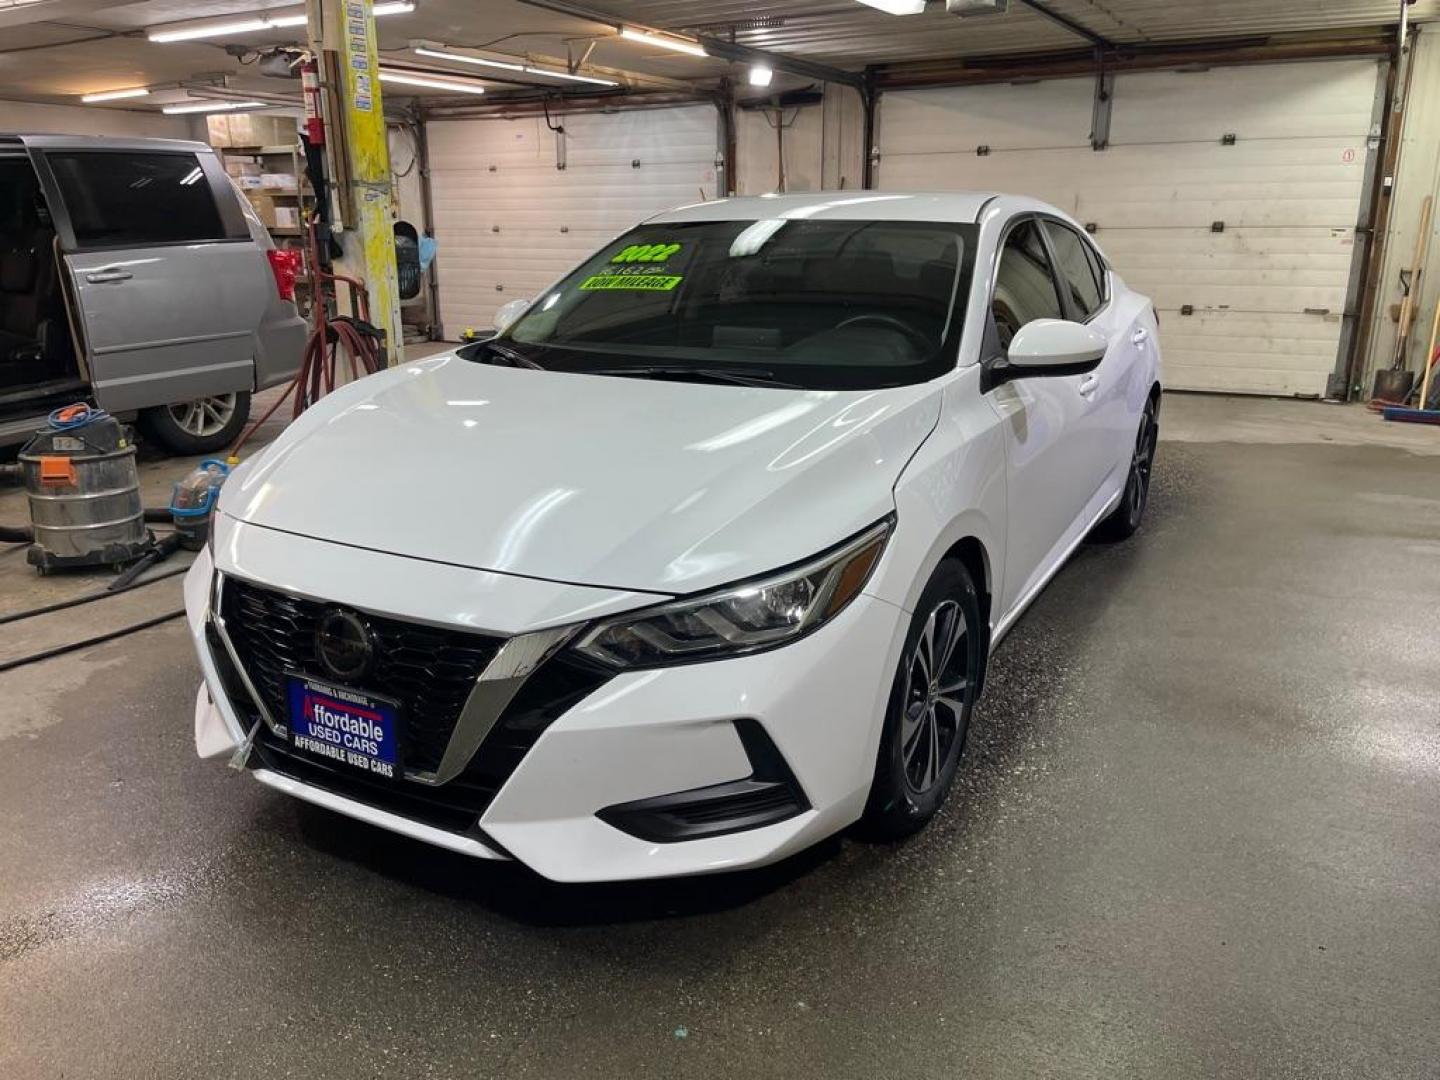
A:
[
  {"xmin": 413, "ymin": 46, "xmax": 619, "ymax": 87},
  {"xmin": 378, "ymin": 70, "xmax": 487, "ymax": 95},
  {"xmin": 618, "ymin": 27, "xmax": 707, "ymax": 57},
  {"xmin": 80, "ymin": 87, "xmax": 151, "ymax": 103},
  {"xmin": 149, "ymin": 2, "xmax": 410, "ymax": 44},
  {"xmin": 748, "ymin": 64, "xmax": 773, "ymax": 87},
  {"xmin": 856, "ymin": 0, "xmax": 928, "ymax": 13},
  {"xmin": 162, "ymin": 99, "xmax": 267, "ymax": 114}
]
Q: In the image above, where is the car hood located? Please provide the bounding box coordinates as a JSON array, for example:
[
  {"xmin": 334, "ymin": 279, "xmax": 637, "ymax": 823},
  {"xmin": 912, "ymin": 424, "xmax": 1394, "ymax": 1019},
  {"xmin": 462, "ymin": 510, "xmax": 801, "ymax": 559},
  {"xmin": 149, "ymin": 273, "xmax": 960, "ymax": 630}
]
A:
[{"xmin": 221, "ymin": 353, "xmax": 941, "ymax": 595}]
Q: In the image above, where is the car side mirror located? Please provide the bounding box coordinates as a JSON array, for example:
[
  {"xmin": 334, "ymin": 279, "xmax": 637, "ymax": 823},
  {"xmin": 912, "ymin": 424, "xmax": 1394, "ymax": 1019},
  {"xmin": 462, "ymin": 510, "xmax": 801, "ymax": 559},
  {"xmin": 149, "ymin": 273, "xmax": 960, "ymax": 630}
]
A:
[
  {"xmin": 493, "ymin": 297, "xmax": 531, "ymax": 333},
  {"xmin": 985, "ymin": 318, "xmax": 1107, "ymax": 390}
]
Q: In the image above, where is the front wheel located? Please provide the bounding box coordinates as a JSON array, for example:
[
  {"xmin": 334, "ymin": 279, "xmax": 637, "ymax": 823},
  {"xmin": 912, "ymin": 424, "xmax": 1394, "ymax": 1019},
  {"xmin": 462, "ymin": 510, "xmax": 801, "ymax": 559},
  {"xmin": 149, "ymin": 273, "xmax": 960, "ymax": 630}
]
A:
[
  {"xmin": 862, "ymin": 559, "xmax": 984, "ymax": 839},
  {"xmin": 1094, "ymin": 393, "xmax": 1158, "ymax": 542},
  {"xmin": 141, "ymin": 391, "xmax": 250, "ymax": 455}
]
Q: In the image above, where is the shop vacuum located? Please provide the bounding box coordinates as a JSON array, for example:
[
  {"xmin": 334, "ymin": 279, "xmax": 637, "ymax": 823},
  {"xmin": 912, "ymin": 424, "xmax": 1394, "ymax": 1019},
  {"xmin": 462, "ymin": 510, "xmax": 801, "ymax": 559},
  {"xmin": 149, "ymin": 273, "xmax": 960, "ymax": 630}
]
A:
[
  {"xmin": 15, "ymin": 405, "xmax": 150, "ymax": 572},
  {"xmin": 1, "ymin": 404, "xmax": 228, "ymax": 579}
]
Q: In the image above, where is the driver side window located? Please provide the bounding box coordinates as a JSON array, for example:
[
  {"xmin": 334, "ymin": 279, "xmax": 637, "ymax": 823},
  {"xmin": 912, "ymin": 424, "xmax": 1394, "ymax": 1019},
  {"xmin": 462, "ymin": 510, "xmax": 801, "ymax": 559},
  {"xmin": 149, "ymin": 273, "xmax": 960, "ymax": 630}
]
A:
[{"xmin": 992, "ymin": 219, "xmax": 1063, "ymax": 349}]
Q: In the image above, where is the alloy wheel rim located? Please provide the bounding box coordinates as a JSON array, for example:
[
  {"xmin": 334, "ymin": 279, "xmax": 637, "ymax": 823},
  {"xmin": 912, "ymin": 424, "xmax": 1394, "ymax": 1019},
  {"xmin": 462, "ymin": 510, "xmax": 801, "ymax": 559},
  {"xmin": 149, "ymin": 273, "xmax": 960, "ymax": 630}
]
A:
[
  {"xmin": 1128, "ymin": 407, "xmax": 1157, "ymax": 520},
  {"xmin": 167, "ymin": 394, "xmax": 237, "ymax": 437},
  {"xmin": 900, "ymin": 599, "xmax": 969, "ymax": 795}
]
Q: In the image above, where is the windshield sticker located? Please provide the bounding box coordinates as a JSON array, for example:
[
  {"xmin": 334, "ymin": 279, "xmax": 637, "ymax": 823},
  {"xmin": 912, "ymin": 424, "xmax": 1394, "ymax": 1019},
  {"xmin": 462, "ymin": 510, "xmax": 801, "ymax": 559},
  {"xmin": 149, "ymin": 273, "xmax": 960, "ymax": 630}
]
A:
[
  {"xmin": 611, "ymin": 242, "xmax": 682, "ymax": 264},
  {"xmin": 580, "ymin": 273, "xmax": 683, "ymax": 291}
]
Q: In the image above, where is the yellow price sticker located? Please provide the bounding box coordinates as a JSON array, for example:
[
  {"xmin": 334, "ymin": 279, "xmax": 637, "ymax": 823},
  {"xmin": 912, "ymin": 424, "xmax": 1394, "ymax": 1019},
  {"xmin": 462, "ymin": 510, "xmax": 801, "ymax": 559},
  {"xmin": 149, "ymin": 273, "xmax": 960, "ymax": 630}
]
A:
[
  {"xmin": 610, "ymin": 243, "xmax": 682, "ymax": 265},
  {"xmin": 581, "ymin": 274, "xmax": 683, "ymax": 291}
]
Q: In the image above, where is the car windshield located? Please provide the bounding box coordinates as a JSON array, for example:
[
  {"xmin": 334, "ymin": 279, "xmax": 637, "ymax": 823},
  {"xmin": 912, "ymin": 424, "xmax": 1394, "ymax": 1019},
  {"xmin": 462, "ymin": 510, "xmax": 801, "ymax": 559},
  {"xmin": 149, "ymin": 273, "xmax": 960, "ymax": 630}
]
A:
[{"xmin": 492, "ymin": 218, "xmax": 977, "ymax": 390}]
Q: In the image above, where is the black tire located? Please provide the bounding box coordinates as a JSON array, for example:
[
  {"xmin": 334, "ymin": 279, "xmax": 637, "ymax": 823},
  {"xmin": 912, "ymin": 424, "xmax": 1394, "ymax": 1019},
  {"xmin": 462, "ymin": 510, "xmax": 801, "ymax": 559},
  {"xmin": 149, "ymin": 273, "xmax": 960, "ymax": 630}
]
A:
[
  {"xmin": 140, "ymin": 391, "xmax": 250, "ymax": 455},
  {"xmin": 862, "ymin": 558, "xmax": 984, "ymax": 839},
  {"xmin": 1093, "ymin": 392, "xmax": 1159, "ymax": 542}
]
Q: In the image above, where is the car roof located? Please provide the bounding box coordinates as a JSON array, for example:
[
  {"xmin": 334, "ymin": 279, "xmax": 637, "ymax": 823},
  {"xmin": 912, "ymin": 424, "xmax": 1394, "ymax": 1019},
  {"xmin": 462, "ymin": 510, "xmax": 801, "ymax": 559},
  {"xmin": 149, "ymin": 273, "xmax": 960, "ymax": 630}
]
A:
[
  {"xmin": 650, "ymin": 191, "xmax": 1010, "ymax": 225},
  {"xmin": 1, "ymin": 134, "xmax": 213, "ymax": 153}
]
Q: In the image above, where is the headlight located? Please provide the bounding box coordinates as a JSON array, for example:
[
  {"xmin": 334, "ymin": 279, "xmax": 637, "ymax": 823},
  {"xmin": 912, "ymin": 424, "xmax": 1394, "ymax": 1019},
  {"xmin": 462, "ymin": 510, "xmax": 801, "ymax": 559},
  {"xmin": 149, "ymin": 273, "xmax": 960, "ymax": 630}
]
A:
[{"xmin": 575, "ymin": 518, "xmax": 893, "ymax": 669}]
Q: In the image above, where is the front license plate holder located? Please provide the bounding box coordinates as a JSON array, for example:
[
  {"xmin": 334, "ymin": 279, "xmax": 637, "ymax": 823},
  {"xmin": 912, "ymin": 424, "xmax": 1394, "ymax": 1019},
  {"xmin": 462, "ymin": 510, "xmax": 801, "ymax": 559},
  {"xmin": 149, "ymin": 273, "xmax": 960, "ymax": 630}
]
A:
[{"xmin": 286, "ymin": 673, "xmax": 402, "ymax": 780}]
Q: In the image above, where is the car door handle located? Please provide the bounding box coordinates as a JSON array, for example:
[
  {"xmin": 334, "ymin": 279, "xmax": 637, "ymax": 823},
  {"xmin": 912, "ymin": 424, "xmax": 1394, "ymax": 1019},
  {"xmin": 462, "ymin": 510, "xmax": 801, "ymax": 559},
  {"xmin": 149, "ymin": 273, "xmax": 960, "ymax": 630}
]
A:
[
  {"xmin": 1130, "ymin": 328, "xmax": 1149, "ymax": 346},
  {"xmin": 85, "ymin": 269, "xmax": 132, "ymax": 284},
  {"xmin": 1078, "ymin": 374, "xmax": 1099, "ymax": 396}
]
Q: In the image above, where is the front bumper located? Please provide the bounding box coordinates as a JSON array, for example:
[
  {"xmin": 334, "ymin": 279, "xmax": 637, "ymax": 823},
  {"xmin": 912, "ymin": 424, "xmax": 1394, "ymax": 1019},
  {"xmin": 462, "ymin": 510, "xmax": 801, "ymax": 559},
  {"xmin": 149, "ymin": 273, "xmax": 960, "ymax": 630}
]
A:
[{"xmin": 186, "ymin": 518, "xmax": 908, "ymax": 882}]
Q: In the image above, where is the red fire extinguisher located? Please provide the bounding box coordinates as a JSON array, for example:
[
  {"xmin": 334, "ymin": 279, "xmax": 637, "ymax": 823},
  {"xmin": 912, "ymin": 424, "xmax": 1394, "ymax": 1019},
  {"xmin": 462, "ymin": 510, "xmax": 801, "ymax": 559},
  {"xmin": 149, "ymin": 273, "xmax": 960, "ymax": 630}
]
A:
[{"xmin": 301, "ymin": 55, "xmax": 325, "ymax": 145}]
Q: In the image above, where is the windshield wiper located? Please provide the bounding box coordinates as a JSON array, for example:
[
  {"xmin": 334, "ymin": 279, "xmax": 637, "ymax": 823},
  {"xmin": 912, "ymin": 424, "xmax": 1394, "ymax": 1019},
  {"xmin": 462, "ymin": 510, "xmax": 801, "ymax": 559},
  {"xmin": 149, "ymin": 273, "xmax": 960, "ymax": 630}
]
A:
[
  {"xmin": 588, "ymin": 365, "xmax": 801, "ymax": 389},
  {"xmin": 483, "ymin": 340, "xmax": 545, "ymax": 370}
]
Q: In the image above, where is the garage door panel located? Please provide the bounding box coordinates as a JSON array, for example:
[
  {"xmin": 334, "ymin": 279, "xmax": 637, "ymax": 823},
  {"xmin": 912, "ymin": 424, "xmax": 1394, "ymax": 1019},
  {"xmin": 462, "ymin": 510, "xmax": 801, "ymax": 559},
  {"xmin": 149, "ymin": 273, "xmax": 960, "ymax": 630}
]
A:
[
  {"xmin": 1165, "ymin": 363, "xmax": 1325, "ymax": 396},
  {"xmin": 881, "ymin": 78, "xmax": 1092, "ymax": 154},
  {"xmin": 1109, "ymin": 62, "xmax": 1378, "ymax": 143},
  {"xmin": 1147, "ymin": 282, "xmax": 1347, "ymax": 315},
  {"xmin": 561, "ymin": 107, "xmax": 718, "ymax": 166},
  {"xmin": 1160, "ymin": 311, "xmax": 1339, "ymax": 353},
  {"xmin": 1163, "ymin": 310, "xmax": 1340, "ymax": 396},
  {"xmin": 427, "ymin": 105, "xmax": 719, "ymax": 333},
  {"xmin": 878, "ymin": 58, "xmax": 1378, "ymax": 396},
  {"xmin": 1083, "ymin": 195, "xmax": 1363, "ymax": 230}
]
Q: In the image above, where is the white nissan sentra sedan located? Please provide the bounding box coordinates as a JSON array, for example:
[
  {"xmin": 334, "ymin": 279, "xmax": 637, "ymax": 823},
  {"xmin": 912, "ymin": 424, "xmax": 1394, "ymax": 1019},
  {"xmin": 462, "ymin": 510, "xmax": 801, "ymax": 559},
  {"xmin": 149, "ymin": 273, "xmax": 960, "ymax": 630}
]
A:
[{"xmin": 185, "ymin": 192, "xmax": 1161, "ymax": 882}]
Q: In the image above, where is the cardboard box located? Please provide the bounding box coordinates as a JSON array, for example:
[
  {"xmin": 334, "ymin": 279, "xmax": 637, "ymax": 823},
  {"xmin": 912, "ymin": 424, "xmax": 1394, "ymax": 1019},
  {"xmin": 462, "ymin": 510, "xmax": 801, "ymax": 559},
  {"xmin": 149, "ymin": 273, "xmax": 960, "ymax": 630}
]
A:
[
  {"xmin": 260, "ymin": 172, "xmax": 297, "ymax": 191},
  {"xmin": 227, "ymin": 112, "xmax": 298, "ymax": 148},
  {"xmin": 224, "ymin": 158, "xmax": 262, "ymax": 178},
  {"xmin": 274, "ymin": 207, "xmax": 300, "ymax": 229},
  {"xmin": 237, "ymin": 176, "xmax": 264, "ymax": 190},
  {"xmin": 247, "ymin": 193, "xmax": 279, "ymax": 227},
  {"xmin": 206, "ymin": 115, "xmax": 232, "ymax": 148}
]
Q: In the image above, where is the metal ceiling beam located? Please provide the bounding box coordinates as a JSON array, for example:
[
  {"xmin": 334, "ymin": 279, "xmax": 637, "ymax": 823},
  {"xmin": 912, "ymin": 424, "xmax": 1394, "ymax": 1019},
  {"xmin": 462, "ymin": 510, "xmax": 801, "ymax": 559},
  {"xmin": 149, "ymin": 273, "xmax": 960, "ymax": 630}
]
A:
[
  {"xmin": 508, "ymin": 0, "xmax": 865, "ymax": 89},
  {"xmin": 1013, "ymin": 0, "xmax": 1114, "ymax": 49}
]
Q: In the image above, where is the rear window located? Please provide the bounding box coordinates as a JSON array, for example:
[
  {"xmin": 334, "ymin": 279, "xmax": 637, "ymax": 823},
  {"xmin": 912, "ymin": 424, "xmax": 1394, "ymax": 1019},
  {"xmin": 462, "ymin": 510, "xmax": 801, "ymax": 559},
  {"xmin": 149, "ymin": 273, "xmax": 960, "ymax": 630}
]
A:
[
  {"xmin": 47, "ymin": 151, "xmax": 229, "ymax": 248},
  {"xmin": 1043, "ymin": 220, "xmax": 1104, "ymax": 320}
]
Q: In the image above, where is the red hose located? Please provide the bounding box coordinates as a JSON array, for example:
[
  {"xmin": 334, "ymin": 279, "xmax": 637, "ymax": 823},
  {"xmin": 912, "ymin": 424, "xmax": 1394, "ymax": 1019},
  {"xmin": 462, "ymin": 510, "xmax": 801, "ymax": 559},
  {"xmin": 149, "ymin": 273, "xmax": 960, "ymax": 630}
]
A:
[{"xmin": 231, "ymin": 221, "xmax": 386, "ymax": 455}]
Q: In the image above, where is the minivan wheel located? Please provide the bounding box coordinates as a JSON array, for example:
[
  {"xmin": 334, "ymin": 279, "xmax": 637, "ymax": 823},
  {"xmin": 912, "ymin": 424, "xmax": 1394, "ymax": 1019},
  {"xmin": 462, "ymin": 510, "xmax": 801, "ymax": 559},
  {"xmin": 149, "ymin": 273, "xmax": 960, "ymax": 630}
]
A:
[
  {"xmin": 141, "ymin": 391, "xmax": 250, "ymax": 455},
  {"xmin": 862, "ymin": 558, "xmax": 983, "ymax": 839}
]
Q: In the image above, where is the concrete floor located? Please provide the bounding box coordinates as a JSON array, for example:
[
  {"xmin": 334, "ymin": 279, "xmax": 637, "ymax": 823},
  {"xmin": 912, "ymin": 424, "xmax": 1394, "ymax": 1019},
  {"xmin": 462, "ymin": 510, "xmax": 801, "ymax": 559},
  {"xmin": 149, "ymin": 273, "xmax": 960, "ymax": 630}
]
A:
[{"xmin": 1, "ymin": 393, "xmax": 1438, "ymax": 1079}]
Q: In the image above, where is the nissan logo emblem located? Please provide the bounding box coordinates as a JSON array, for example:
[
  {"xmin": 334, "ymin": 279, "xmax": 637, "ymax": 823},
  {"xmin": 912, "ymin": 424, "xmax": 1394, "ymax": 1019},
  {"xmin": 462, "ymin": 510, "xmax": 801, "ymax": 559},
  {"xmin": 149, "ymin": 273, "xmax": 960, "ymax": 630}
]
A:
[{"xmin": 314, "ymin": 608, "xmax": 374, "ymax": 682}]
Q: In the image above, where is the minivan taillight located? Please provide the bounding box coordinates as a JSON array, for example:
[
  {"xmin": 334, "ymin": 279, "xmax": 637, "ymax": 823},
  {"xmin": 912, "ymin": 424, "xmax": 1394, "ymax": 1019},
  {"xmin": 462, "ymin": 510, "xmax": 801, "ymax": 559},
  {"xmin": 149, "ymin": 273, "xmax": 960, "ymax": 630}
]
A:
[{"xmin": 266, "ymin": 249, "xmax": 303, "ymax": 302}]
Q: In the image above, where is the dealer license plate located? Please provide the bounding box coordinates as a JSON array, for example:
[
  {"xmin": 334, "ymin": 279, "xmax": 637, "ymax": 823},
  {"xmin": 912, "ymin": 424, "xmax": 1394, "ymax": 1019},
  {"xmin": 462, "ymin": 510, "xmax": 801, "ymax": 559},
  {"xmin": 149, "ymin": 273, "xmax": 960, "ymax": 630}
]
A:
[{"xmin": 286, "ymin": 674, "xmax": 400, "ymax": 779}]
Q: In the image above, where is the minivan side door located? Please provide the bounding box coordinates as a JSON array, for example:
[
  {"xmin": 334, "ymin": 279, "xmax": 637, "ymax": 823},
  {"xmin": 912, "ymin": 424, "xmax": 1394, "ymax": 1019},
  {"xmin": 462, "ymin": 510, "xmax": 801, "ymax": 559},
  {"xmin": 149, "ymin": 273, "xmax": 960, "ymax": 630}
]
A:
[{"xmin": 31, "ymin": 143, "xmax": 273, "ymax": 413}]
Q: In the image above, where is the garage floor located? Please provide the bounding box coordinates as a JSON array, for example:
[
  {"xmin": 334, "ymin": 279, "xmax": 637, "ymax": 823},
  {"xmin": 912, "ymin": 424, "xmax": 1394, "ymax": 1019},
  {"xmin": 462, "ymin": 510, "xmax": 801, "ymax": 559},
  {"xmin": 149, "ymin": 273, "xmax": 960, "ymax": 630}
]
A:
[{"xmin": 2, "ymin": 394, "xmax": 1438, "ymax": 1079}]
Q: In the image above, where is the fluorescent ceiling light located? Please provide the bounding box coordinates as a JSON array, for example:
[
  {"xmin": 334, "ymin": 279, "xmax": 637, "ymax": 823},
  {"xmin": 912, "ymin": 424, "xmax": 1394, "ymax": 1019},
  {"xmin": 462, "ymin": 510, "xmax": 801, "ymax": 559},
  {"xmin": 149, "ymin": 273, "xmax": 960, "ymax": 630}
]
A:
[
  {"xmin": 748, "ymin": 64, "xmax": 773, "ymax": 87},
  {"xmin": 414, "ymin": 46, "xmax": 619, "ymax": 87},
  {"xmin": 518, "ymin": 66, "xmax": 617, "ymax": 87},
  {"xmin": 378, "ymin": 71, "xmax": 486, "ymax": 95},
  {"xmin": 149, "ymin": 3, "xmax": 409, "ymax": 43},
  {"xmin": 80, "ymin": 87, "xmax": 151, "ymax": 103},
  {"xmin": 414, "ymin": 47, "xmax": 523, "ymax": 73},
  {"xmin": 162, "ymin": 99, "xmax": 266, "ymax": 114},
  {"xmin": 151, "ymin": 18, "xmax": 272, "ymax": 42},
  {"xmin": 856, "ymin": 0, "xmax": 928, "ymax": 13},
  {"xmin": 618, "ymin": 27, "xmax": 707, "ymax": 57}
]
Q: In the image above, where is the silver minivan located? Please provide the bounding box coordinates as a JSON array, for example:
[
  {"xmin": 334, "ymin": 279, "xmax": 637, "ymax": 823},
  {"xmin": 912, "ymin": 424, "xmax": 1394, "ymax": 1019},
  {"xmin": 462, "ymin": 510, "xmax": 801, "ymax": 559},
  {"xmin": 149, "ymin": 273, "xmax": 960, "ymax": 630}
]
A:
[{"xmin": 0, "ymin": 134, "xmax": 305, "ymax": 452}]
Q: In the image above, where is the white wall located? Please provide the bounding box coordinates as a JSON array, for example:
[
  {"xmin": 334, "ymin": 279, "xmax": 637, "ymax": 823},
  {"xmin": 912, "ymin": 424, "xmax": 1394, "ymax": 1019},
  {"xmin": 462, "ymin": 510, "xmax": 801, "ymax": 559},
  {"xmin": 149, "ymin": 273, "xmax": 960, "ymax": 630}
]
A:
[
  {"xmin": 0, "ymin": 100, "xmax": 201, "ymax": 140},
  {"xmin": 1362, "ymin": 29, "xmax": 1440, "ymax": 392}
]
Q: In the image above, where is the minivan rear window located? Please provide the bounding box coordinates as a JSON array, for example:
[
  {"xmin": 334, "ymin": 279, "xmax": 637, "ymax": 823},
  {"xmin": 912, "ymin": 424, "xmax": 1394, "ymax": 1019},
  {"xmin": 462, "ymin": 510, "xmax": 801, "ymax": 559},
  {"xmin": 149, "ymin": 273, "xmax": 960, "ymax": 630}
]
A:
[{"xmin": 47, "ymin": 151, "xmax": 229, "ymax": 248}]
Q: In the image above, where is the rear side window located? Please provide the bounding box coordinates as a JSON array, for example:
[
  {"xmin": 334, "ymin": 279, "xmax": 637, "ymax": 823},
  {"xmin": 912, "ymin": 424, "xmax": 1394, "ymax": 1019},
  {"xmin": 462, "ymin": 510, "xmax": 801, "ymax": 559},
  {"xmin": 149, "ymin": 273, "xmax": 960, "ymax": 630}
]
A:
[
  {"xmin": 1043, "ymin": 220, "xmax": 1103, "ymax": 319},
  {"xmin": 992, "ymin": 219, "xmax": 1063, "ymax": 346},
  {"xmin": 46, "ymin": 151, "xmax": 228, "ymax": 248}
]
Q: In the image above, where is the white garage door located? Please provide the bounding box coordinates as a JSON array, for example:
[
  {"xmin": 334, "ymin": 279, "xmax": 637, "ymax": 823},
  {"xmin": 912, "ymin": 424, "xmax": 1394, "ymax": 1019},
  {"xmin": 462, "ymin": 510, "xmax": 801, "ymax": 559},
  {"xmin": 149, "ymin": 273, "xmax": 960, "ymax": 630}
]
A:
[
  {"xmin": 879, "ymin": 60, "xmax": 1380, "ymax": 396},
  {"xmin": 426, "ymin": 105, "xmax": 720, "ymax": 335}
]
